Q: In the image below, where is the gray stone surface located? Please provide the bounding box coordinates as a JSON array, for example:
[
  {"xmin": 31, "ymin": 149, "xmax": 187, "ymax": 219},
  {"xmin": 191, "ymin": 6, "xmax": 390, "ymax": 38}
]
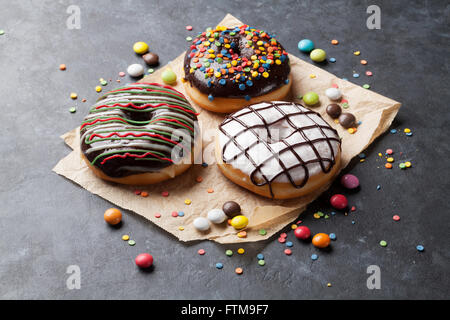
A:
[{"xmin": 0, "ymin": 0, "xmax": 449, "ymax": 299}]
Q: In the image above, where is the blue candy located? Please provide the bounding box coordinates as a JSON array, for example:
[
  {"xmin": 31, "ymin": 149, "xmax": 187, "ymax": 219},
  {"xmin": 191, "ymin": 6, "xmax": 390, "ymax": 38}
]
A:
[{"xmin": 298, "ymin": 39, "xmax": 315, "ymax": 53}]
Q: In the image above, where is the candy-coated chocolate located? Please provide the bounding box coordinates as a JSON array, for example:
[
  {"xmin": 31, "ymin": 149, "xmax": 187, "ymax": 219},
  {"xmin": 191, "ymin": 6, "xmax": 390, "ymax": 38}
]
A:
[
  {"xmin": 339, "ymin": 113, "xmax": 356, "ymax": 128},
  {"xmin": 104, "ymin": 208, "xmax": 122, "ymax": 225},
  {"xmin": 222, "ymin": 201, "xmax": 241, "ymax": 218},
  {"xmin": 142, "ymin": 52, "xmax": 159, "ymax": 66},
  {"xmin": 340, "ymin": 174, "xmax": 360, "ymax": 189},
  {"xmin": 310, "ymin": 49, "xmax": 326, "ymax": 62},
  {"xmin": 230, "ymin": 215, "xmax": 249, "ymax": 230},
  {"xmin": 193, "ymin": 217, "xmax": 210, "ymax": 231},
  {"xmin": 326, "ymin": 103, "xmax": 342, "ymax": 118},
  {"xmin": 207, "ymin": 209, "xmax": 227, "ymax": 224},
  {"xmin": 312, "ymin": 233, "xmax": 331, "ymax": 248},
  {"xmin": 303, "ymin": 91, "xmax": 319, "ymax": 106},
  {"xmin": 161, "ymin": 69, "xmax": 177, "ymax": 85},
  {"xmin": 135, "ymin": 253, "xmax": 153, "ymax": 268},
  {"xmin": 133, "ymin": 41, "xmax": 149, "ymax": 55},
  {"xmin": 330, "ymin": 194, "xmax": 348, "ymax": 210},
  {"xmin": 127, "ymin": 63, "xmax": 144, "ymax": 77},
  {"xmin": 294, "ymin": 226, "xmax": 311, "ymax": 240},
  {"xmin": 325, "ymin": 87, "xmax": 342, "ymax": 100},
  {"xmin": 298, "ymin": 39, "xmax": 315, "ymax": 52}
]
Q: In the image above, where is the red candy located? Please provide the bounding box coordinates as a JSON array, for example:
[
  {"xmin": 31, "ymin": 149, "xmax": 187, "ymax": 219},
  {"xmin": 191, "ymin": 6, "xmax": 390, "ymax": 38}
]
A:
[
  {"xmin": 330, "ymin": 194, "xmax": 348, "ymax": 210},
  {"xmin": 135, "ymin": 253, "xmax": 153, "ymax": 268},
  {"xmin": 294, "ymin": 226, "xmax": 311, "ymax": 240}
]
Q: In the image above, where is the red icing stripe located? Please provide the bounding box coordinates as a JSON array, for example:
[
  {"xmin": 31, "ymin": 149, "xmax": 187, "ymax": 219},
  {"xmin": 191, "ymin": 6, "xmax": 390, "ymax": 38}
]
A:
[
  {"xmin": 100, "ymin": 151, "xmax": 174, "ymax": 165},
  {"xmin": 94, "ymin": 102, "xmax": 198, "ymax": 115},
  {"xmin": 81, "ymin": 117, "xmax": 127, "ymax": 129},
  {"xmin": 89, "ymin": 132, "xmax": 179, "ymax": 145}
]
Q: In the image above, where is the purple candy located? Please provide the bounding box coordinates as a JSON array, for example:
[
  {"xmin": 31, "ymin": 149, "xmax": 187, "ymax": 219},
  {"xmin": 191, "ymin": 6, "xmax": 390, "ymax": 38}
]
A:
[{"xmin": 340, "ymin": 174, "xmax": 360, "ymax": 189}]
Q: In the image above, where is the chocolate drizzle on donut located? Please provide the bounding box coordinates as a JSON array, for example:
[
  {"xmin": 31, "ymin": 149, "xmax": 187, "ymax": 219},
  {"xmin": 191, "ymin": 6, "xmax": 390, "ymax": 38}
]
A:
[
  {"xmin": 219, "ymin": 102, "xmax": 341, "ymax": 198},
  {"xmin": 80, "ymin": 83, "xmax": 198, "ymax": 178},
  {"xmin": 183, "ymin": 25, "xmax": 290, "ymax": 99}
]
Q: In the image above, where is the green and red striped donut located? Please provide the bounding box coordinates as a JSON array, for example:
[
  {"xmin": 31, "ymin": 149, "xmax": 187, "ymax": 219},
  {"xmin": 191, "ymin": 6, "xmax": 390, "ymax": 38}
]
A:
[{"xmin": 80, "ymin": 83, "xmax": 199, "ymax": 178}]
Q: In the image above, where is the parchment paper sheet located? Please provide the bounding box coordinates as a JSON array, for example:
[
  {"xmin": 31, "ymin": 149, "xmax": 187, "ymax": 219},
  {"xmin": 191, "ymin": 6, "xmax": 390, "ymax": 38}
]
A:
[{"xmin": 53, "ymin": 14, "xmax": 401, "ymax": 243}]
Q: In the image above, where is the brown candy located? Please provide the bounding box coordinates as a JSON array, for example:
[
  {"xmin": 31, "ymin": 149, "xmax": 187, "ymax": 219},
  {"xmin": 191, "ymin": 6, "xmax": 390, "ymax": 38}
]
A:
[
  {"xmin": 326, "ymin": 104, "xmax": 342, "ymax": 119},
  {"xmin": 142, "ymin": 52, "xmax": 159, "ymax": 66},
  {"xmin": 222, "ymin": 201, "xmax": 241, "ymax": 218},
  {"xmin": 339, "ymin": 112, "xmax": 356, "ymax": 129}
]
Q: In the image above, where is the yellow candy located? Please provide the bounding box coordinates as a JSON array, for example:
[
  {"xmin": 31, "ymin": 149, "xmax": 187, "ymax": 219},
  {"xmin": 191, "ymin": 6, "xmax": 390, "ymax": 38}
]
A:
[
  {"xmin": 275, "ymin": 59, "xmax": 282, "ymax": 65},
  {"xmin": 133, "ymin": 41, "xmax": 149, "ymax": 55},
  {"xmin": 70, "ymin": 92, "xmax": 77, "ymax": 99},
  {"xmin": 291, "ymin": 224, "xmax": 298, "ymax": 229},
  {"xmin": 95, "ymin": 86, "xmax": 102, "ymax": 92},
  {"xmin": 387, "ymin": 157, "xmax": 394, "ymax": 163},
  {"xmin": 354, "ymin": 51, "xmax": 361, "ymax": 56},
  {"xmin": 122, "ymin": 235, "xmax": 130, "ymax": 241},
  {"xmin": 231, "ymin": 60, "xmax": 238, "ymax": 66},
  {"xmin": 252, "ymin": 71, "xmax": 259, "ymax": 78},
  {"xmin": 184, "ymin": 199, "xmax": 191, "ymax": 205},
  {"xmin": 178, "ymin": 226, "xmax": 185, "ymax": 231},
  {"xmin": 230, "ymin": 215, "xmax": 249, "ymax": 230},
  {"xmin": 237, "ymin": 248, "xmax": 245, "ymax": 254},
  {"xmin": 405, "ymin": 161, "xmax": 412, "ymax": 168},
  {"xmin": 208, "ymin": 49, "xmax": 214, "ymax": 53},
  {"xmin": 214, "ymin": 72, "xmax": 221, "ymax": 78},
  {"xmin": 262, "ymin": 72, "xmax": 269, "ymax": 78},
  {"xmin": 251, "ymin": 55, "xmax": 257, "ymax": 60},
  {"xmin": 404, "ymin": 128, "xmax": 411, "ymax": 133}
]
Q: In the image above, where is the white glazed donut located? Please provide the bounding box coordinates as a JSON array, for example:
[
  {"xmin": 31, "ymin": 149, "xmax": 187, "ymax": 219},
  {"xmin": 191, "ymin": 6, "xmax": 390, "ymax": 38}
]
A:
[{"xmin": 216, "ymin": 101, "xmax": 342, "ymax": 199}]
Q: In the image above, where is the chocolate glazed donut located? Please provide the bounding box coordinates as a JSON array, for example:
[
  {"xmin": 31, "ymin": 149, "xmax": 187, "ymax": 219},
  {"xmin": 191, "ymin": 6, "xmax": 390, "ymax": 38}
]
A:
[
  {"xmin": 80, "ymin": 83, "xmax": 199, "ymax": 184},
  {"xmin": 183, "ymin": 25, "xmax": 292, "ymax": 113}
]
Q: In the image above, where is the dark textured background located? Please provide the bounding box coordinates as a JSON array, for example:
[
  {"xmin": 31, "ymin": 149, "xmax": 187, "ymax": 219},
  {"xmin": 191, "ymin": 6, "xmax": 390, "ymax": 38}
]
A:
[{"xmin": 0, "ymin": 0, "xmax": 449, "ymax": 299}]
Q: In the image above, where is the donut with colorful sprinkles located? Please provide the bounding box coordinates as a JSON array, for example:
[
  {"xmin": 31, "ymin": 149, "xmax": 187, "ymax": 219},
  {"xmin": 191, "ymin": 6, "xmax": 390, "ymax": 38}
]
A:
[
  {"xmin": 183, "ymin": 24, "xmax": 291, "ymax": 113},
  {"xmin": 80, "ymin": 83, "xmax": 200, "ymax": 185}
]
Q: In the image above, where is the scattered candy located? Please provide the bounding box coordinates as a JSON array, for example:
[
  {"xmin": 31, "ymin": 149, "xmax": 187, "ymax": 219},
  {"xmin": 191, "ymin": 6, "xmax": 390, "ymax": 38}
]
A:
[
  {"xmin": 230, "ymin": 215, "xmax": 249, "ymax": 230},
  {"xmin": 104, "ymin": 208, "xmax": 122, "ymax": 225},
  {"xmin": 119, "ymin": 71, "xmax": 126, "ymax": 77},
  {"xmin": 237, "ymin": 231, "xmax": 247, "ymax": 238},
  {"xmin": 198, "ymin": 249, "xmax": 206, "ymax": 255},
  {"xmin": 135, "ymin": 253, "xmax": 153, "ymax": 268},
  {"xmin": 291, "ymin": 224, "xmax": 298, "ymax": 229},
  {"xmin": 161, "ymin": 191, "xmax": 169, "ymax": 197},
  {"xmin": 258, "ymin": 229, "xmax": 267, "ymax": 236},
  {"xmin": 193, "ymin": 217, "xmax": 210, "ymax": 231},
  {"xmin": 237, "ymin": 248, "xmax": 245, "ymax": 254},
  {"xmin": 257, "ymin": 253, "xmax": 264, "ymax": 260},
  {"xmin": 128, "ymin": 239, "xmax": 136, "ymax": 246},
  {"xmin": 235, "ymin": 267, "xmax": 243, "ymax": 275},
  {"xmin": 127, "ymin": 63, "xmax": 144, "ymax": 77},
  {"xmin": 0, "ymin": 30, "xmax": 4, "ymax": 35},
  {"xmin": 393, "ymin": 215, "xmax": 400, "ymax": 221},
  {"xmin": 258, "ymin": 260, "xmax": 266, "ymax": 266},
  {"xmin": 329, "ymin": 233, "xmax": 337, "ymax": 240},
  {"xmin": 59, "ymin": 64, "xmax": 66, "ymax": 71},
  {"xmin": 280, "ymin": 233, "xmax": 288, "ymax": 238},
  {"xmin": 325, "ymin": 87, "xmax": 342, "ymax": 100},
  {"xmin": 298, "ymin": 39, "xmax": 315, "ymax": 52},
  {"xmin": 171, "ymin": 211, "xmax": 178, "ymax": 217},
  {"xmin": 140, "ymin": 191, "xmax": 149, "ymax": 197},
  {"xmin": 178, "ymin": 226, "xmax": 185, "ymax": 231},
  {"xmin": 353, "ymin": 51, "xmax": 361, "ymax": 56},
  {"xmin": 178, "ymin": 211, "xmax": 185, "ymax": 217},
  {"xmin": 330, "ymin": 194, "xmax": 348, "ymax": 210},
  {"xmin": 326, "ymin": 103, "xmax": 342, "ymax": 119},
  {"xmin": 147, "ymin": 68, "xmax": 154, "ymax": 74},
  {"xmin": 185, "ymin": 25, "xmax": 193, "ymax": 31},
  {"xmin": 95, "ymin": 86, "xmax": 102, "ymax": 92},
  {"xmin": 278, "ymin": 237, "xmax": 286, "ymax": 244},
  {"xmin": 387, "ymin": 157, "xmax": 394, "ymax": 163},
  {"xmin": 311, "ymin": 254, "xmax": 318, "ymax": 261},
  {"xmin": 207, "ymin": 209, "xmax": 227, "ymax": 224},
  {"xmin": 303, "ymin": 91, "xmax": 319, "ymax": 106},
  {"xmin": 225, "ymin": 250, "xmax": 233, "ymax": 256},
  {"xmin": 312, "ymin": 233, "xmax": 331, "ymax": 248},
  {"xmin": 133, "ymin": 41, "xmax": 149, "ymax": 55},
  {"xmin": 286, "ymin": 241, "xmax": 293, "ymax": 247},
  {"xmin": 154, "ymin": 213, "xmax": 161, "ymax": 218},
  {"xmin": 405, "ymin": 161, "xmax": 412, "ymax": 168},
  {"xmin": 142, "ymin": 52, "xmax": 159, "ymax": 66},
  {"xmin": 416, "ymin": 245, "xmax": 424, "ymax": 252},
  {"xmin": 366, "ymin": 71, "xmax": 373, "ymax": 76},
  {"xmin": 385, "ymin": 163, "xmax": 393, "ymax": 169},
  {"xmin": 399, "ymin": 163, "xmax": 406, "ymax": 169},
  {"xmin": 379, "ymin": 240, "xmax": 387, "ymax": 247},
  {"xmin": 331, "ymin": 39, "xmax": 339, "ymax": 45},
  {"xmin": 70, "ymin": 92, "xmax": 77, "ymax": 99},
  {"xmin": 207, "ymin": 188, "xmax": 214, "ymax": 193},
  {"xmin": 360, "ymin": 59, "xmax": 367, "ymax": 65},
  {"xmin": 184, "ymin": 199, "xmax": 192, "ymax": 205},
  {"xmin": 69, "ymin": 107, "xmax": 76, "ymax": 113},
  {"xmin": 294, "ymin": 226, "xmax": 310, "ymax": 240},
  {"xmin": 329, "ymin": 57, "xmax": 336, "ymax": 63},
  {"xmin": 339, "ymin": 112, "xmax": 356, "ymax": 128},
  {"xmin": 161, "ymin": 68, "xmax": 177, "ymax": 85},
  {"xmin": 284, "ymin": 249, "xmax": 292, "ymax": 255},
  {"xmin": 310, "ymin": 48, "xmax": 327, "ymax": 62},
  {"xmin": 215, "ymin": 263, "xmax": 223, "ymax": 269},
  {"xmin": 353, "ymin": 73, "xmax": 360, "ymax": 78},
  {"xmin": 340, "ymin": 174, "xmax": 360, "ymax": 189},
  {"xmin": 363, "ymin": 84, "xmax": 370, "ymax": 89},
  {"xmin": 122, "ymin": 235, "xmax": 130, "ymax": 241}
]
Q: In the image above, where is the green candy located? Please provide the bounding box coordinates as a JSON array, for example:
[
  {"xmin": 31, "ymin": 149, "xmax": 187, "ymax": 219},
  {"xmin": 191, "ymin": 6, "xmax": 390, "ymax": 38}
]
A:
[
  {"xmin": 161, "ymin": 69, "xmax": 177, "ymax": 85},
  {"xmin": 225, "ymin": 250, "xmax": 233, "ymax": 257},
  {"xmin": 310, "ymin": 48, "xmax": 327, "ymax": 62},
  {"xmin": 258, "ymin": 260, "xmax": 266, "ymax": 266},
  {"xmin": 303, "ymin": 91, "xmax": 320, "ymax": 106}
]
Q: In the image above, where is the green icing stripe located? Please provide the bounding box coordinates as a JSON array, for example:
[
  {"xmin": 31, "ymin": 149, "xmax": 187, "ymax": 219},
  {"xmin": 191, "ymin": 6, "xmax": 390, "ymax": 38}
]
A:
[{"xmin": 90, "ymin": 148, "xmax": 169, "ymax": 166}]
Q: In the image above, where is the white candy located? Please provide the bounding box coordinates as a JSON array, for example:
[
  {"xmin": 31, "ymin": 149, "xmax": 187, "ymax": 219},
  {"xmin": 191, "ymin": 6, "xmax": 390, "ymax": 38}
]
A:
[
  {"xmin": 127, "ymin": 63, "xmax": 144, "ymax": 77},
  {"xmin": 207, "ymin": 209, "xmax": 227, "ymax": 224},
  {"xmin": 193, "ymin": 217, "xmax": 210, "ymax": 231},
  {"xmin": 325, "ymin": 87, "xmax": 342, "ymax": 100}
]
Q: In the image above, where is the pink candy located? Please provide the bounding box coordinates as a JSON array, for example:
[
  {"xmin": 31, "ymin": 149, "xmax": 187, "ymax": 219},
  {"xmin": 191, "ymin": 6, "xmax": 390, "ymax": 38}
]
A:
[
  {"xmin": 330, "ymin": 194, "xmax": 348, "ymax": 210},
  {"xmin": 340, "ymin": 174, "xmax": 360, "ymax": 189}
]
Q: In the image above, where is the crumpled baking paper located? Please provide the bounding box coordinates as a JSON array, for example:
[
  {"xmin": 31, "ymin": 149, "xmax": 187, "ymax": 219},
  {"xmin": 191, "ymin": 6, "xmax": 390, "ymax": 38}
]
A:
[{"xmin": 53, "ymin": 14, "xmax": 401, "ymax": 243}]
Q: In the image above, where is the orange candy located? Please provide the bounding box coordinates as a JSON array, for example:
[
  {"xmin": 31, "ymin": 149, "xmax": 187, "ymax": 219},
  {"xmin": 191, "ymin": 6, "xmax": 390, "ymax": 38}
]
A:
[
  {"xmin": 331, "ymin": 39, "xmax": 339, "ymax": 45},
  {"xmin": 104, "ymin": 208, "xmax": 122, "ymax": 225},
  {"xmin": 312, "ymin": 233, "xmax": 331, "ymax": 248},
  {"xmin": 385, "ymin": 163, "xmax": 393, "ymax": 169}
]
